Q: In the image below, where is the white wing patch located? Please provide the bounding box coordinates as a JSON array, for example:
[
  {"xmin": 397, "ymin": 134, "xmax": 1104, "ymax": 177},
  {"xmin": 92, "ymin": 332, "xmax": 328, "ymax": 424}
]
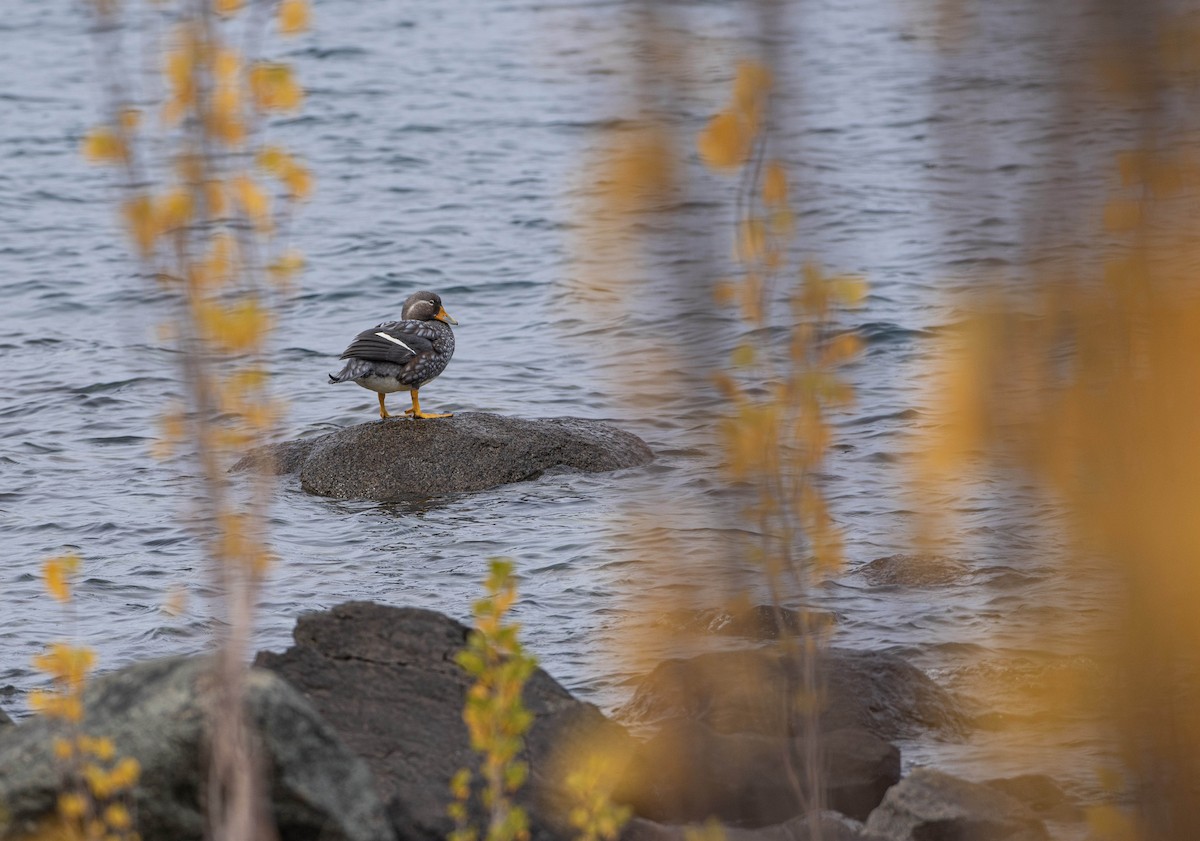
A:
[{"xmin": 375, "ymin": 332, "xmax": 416, "ymax": 354}]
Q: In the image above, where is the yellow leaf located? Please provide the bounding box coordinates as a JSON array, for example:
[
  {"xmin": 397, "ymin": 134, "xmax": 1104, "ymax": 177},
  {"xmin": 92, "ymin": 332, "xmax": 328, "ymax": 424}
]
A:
[
  {"xmin": 156, "ymin": 188, "xmax": 193, "ymax": 233},
  {"xmin": 278, "ymin": 0, "xmax": 311, "ymax": 35},
  {"xmin": 733, "ymin": 60, "xmax": 772, "ymax": 130},
  {"xmin": 59, "ymin": 793, "xmax": 88, "ymax": 820},
  {"xmin": 829, "ymin": 274, "xmax": 868, "ymax": 308},
  {"xmin": 123, "ymin": 194, "xmax": 156, "ymax": 256},
  {"xmin": 81, "ymin": 127, "xmax": 125, "ymax": 164},
  {"xmin": 282, "ymin": 163, "xmax": 313, "ymax": 199},
  {"xmin": 712, "ymin": 280, "xmax": 736, "ymax": 306},
  {"xmin": 734, "ymin": 61, "xmax": 773, "ymax": 101},
  {"xmin": 268, "ymin": 249, "xmax": 306, "ymax": 282},
  {"xmin": 249, "ymin": 62, "xmax": 304, "ymax": 112},
  {"xmin": 43, "ymin": 554, "xmax": 81, "ymax": 602},
  {"xmin": 822, "ymin": 332, "xmax": 864, "ymax": 365},
  {"xmin": 214, "ymin": 48, "xmax": 241, "ymax": 82},
  {"xmin": 199, "ymin": 297, "xmax": 271, "ymax": 351},
  {"xmin": 256, "ymin": 145, "xmax": 293, "ymax": 175},
  {"xmin": 762, "ymin": 160, "xmax": 788, "ymax": 206},
  {"xmin": 104, "ymin": 803, "xmax": 132, "ymax": 830},
  {"xmin": 731, "ymin": 344, "xmax": 756, "ymax": 367},
  {"xmin": 110, "ymin": 756, "xmax": 140, "ymax": 788},
  {"xmin": 231, "ymin": 175, "xmax": 270, "ymax": 227},
  {"xmin": 603, "ymin": 127, "xmax": 675, "ymax": 212},
  {"xmin": 53, "ymin": 737, "xmax": 74, "ymax": 760},
  {"xmin": 697, "ymin": 110, "xmax": 749, "ymax": 172}
]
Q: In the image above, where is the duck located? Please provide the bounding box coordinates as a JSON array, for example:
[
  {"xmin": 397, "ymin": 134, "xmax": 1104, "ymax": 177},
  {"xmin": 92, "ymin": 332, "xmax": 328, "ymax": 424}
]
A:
[{"xmin": 328, "ymin": 291, "xmax": 458, "ymax": 420}]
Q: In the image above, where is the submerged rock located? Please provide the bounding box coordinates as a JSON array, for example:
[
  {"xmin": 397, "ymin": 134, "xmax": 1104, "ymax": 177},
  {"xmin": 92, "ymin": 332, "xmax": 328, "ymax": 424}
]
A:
[
  {"xmin": 864, "ymin": 768, "xmax": 1048, "ymax": 841},
  {"xmin": 859, "ymin": 554, "xmax": 968, "ymax": 588},
  {"xmin": 0, "ymin": 656, "xmax": 394, "ymax": 841},
  {"xmin": 618, "ymin": 648, "xmax": 967, "ymax": 742},
  {"xmin": 254, "ymin": 601, "xmax": 632, "ymax": 841},
  {"xmin": 984, "ymin": 774, "xmax": 1083, "ymax": 824},
  {"xmin": 234, "ymin": 412, "xmax": 653, "ymax": 500}
]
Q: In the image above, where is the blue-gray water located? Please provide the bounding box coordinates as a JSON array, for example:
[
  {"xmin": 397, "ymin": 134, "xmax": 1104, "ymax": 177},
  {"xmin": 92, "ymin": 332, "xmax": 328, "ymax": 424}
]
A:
[{"xmin": 2, "ymin": 0, "xmax": 1128, "ymax": 832}]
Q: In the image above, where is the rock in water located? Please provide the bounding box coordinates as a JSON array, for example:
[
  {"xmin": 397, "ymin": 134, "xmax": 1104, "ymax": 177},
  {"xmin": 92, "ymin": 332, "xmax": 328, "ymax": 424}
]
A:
[
  {"xmin": 864, "ymin": 768, "xmax": 1048, "ymax": 841},
  {"xmin": 0, "ymin": 656, "xmax": 395, "ymax": 841},
  {"xmin": 234, "ymin": 412, "xmax": 653, "ymax": 500},
  {"xmin": 618, "ymin": 648, "xmax": 968, "ymax": 742},
  {"xmin": 254, "ymin": 601, "xmax": 633, "ymax": 841},
  {"xmin": 614, "ymin": 721, "xmax": 899, "ymax": 825}
]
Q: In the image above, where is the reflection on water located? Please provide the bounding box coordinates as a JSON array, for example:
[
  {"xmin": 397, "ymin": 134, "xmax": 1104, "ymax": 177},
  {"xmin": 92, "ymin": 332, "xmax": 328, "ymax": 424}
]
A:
[{"xmin": 0, "ymin": 0, "xmax": 1121, "ymax": 826}]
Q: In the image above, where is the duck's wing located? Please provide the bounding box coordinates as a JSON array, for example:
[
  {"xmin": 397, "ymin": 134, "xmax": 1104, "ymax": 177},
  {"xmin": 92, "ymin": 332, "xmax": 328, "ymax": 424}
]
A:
[{"xmin": 339, "ymin": 321, "xmax": 435, "ymax": 364}]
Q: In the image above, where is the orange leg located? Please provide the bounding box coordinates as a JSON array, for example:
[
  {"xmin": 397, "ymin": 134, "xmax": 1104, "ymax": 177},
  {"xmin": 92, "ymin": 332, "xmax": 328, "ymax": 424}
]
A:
[
  {"xmin": 404, "ymin": 388, "xmax": 452, "ymax": 419},
  {"xmin": 378, "ymin": 392, "xmax": 391, "ymax": 420}
]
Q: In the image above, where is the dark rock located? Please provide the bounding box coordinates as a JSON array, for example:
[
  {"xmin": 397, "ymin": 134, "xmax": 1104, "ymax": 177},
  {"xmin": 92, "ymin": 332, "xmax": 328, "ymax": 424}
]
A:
[
  {"xmin": 983, "ymin": 775, "xmax": 1083, "ymax": 823},
  {"xmin": 618, "ymin": 648, "xmax": 966, "ymax": 742},
  {"xmin": 665, "ymin": 605, "xmax": 837, "ymax": 641},
  {"xmin": 859, "ymin": 555, "xmax": 968, "ymax": 588},
  {"xmin": 864, "ymin": 768, "xmax": 1048, "ymax": 841},
  {"xmin": 614, "ymin": 722, "xmax": 898, "ymax": 826},
  {"xmin": 622, "ymin": 811, "xmax": 887, "ymax": 841},
  {"xmin": 234, "ymin": 412, "xmax": 653, "ymax": 500},
  {"xmin": 0, "ymin": 706, "xmax": 11, "ymax": 729},
  {"xmin": 0, "ymin": 656, "xmax": 394, "ymax": 841},
  {"xmin": 254, "ymin": 601, "xmax": 634, "ymax": 841},
  {"xmin": 825, "ymin": 729, "xmax": 902, "ymax": 822}
]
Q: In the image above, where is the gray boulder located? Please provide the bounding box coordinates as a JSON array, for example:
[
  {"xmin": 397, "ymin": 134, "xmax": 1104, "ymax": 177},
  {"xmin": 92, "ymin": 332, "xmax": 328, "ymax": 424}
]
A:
[
  {"xmin": 615, "ymin": 722, "xmax": 898, "ymax": 825},
  {"xmin": 0, "ymin": 707, "xmax": 11, "ymax": 729},
  {"xmin": 865, "ymin": 768, "xmax": 1048, "ymax": 841},
  {"xmin": 0, "ymin": 656, "xmax": 394, "ymax": 841},
  {"xmin": 618, "ymin": 648, "xmax": 967, "ymax": 742},
  {"xmin": 983, "ymin": 775, "xmax": 1083, "ymax": 824},
  {"xmin": 234, "ymin": 412, "xmax": 653, "ymax": 500},
  {"xmin": 254, "ymin": 602, "xmax": 633, "ymax": 841}
]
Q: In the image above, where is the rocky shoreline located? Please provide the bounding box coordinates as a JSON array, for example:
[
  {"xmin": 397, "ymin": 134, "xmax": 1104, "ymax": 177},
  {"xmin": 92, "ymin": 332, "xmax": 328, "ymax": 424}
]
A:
[{"xmin": 0, "ymin": 601, "xmax": 1083, "ymax": 841}]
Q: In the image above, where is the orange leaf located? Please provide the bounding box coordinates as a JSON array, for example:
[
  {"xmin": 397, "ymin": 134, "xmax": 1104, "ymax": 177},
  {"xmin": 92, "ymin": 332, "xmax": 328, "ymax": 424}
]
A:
[{"xmin": 697, "ymin": 110, "xmax": 749, "ymax": 172}]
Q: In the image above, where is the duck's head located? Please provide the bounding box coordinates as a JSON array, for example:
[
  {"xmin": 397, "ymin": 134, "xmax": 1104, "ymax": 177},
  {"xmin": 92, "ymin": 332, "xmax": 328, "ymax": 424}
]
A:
[{"xmin": 401, "ymin": 291, "xmax": 458, "ymax": 325}]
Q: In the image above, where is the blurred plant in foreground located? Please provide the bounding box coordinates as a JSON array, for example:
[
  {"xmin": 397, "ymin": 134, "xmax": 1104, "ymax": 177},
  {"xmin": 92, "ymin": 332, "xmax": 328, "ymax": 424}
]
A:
[
  {"xmin": 699, "ymin": 58, "xmax": 866, "ymax": 831},
  {"xmin": 81, "ymin": 0, "xmax": 313, "ymax": 838},
  {"xmin": 576, "ymin": 2, "xmax": 866, "ymax": 828},
  {"xmin": 27, "ymin": 556, "xmax": 141, "ymax": 841},
  {"xmin": 917, "ymin": 3, "xmax": 1200, "ymax": 838},
  {"xmin": 450, "ymin": 560, "xmax": 538, "ymax": 841}
]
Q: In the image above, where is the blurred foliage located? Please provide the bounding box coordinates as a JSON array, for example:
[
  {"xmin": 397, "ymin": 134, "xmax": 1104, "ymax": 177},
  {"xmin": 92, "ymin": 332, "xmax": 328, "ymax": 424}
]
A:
[
  {"xmin": 916, "ymin": 2, "xmax": 1200, "ymax": 838},
  {"xmin": 576, "ymin": 0, "xmax": 868, "ymax": 827},
  {"xmin": 450, "ymin": 560, "xmax": 538, "ymax": 841},
  {"xmin": 24, "ymin": 558, "xmax": 141, "ymax": 841},
  {"xmin": 561, "ymin": 750, "xmax": 632, "ymax": 841},
  {"xmin": 80, "ymin": 0, "xmax": 314, "ymax": 839}
]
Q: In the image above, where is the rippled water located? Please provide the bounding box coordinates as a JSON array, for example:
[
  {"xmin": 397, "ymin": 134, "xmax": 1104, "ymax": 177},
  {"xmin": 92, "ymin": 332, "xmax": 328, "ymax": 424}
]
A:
[{"xmin": 2, "ymin": 0, "xmax": 1129, "ymax": 831}]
